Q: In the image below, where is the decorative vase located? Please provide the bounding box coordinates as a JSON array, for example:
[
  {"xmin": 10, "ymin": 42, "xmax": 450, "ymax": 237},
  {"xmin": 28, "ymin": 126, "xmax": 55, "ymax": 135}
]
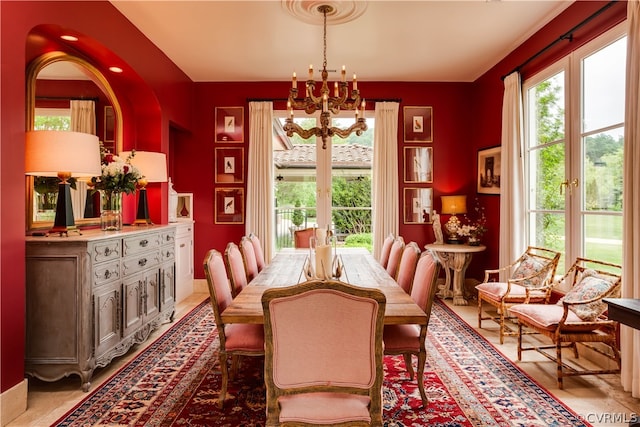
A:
[{"xmin": 101, "ymin": 191, "xmax": 123, "ymax": 231}]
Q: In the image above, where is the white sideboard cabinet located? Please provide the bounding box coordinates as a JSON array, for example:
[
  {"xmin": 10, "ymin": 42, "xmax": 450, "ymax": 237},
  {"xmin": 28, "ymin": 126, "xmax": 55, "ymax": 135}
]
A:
[
  {"xmin": 175, "ymin": 220, "xmax": 194, "ymax": 302},
  {"xmin": 25, "ymin": 225, "xmax": 176, "ymax": 391}
]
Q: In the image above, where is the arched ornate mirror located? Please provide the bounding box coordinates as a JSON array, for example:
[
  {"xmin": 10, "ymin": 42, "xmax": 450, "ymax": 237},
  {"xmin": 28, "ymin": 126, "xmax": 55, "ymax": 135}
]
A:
[{"xmin": 26, "ymin": 52, "xmax": 123, "ymax": 231}]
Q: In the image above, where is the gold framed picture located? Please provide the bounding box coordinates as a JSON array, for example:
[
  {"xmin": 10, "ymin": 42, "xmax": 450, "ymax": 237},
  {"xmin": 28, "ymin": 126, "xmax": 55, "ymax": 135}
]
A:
[
  {"xmin": 215, "ymin": 188, "xmax": 244, "ymax": 224},
  {"xmin": 404, "ymin": 146, "xmax": 433, "ymax": 183},
  {"xmin": 404, "ymin": 187, "xmax": 433, "ymax": 224},
  {"xmin": 215, "ymin": 147, "xmax": 244, "ymax": 184},
  {"xmin": 403, "ymin": 106, "xmax": 433, "ymax": 143},
  {"xmin": 215, "ymin": 106, "xmax": 244, "ymax": 143}
]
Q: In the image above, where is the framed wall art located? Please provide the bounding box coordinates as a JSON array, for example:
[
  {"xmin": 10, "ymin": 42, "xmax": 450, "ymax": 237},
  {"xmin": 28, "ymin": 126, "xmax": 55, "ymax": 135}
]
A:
[
  {"xmin": 215, "ymin": 106, "xmax": 244, "ymax": 143},
  {"xmin": 215, "ymin": 147, "xmax": 244, "ymax": 183},
  {"xmin": 404, "ymin": 146, "xmax": 433, "ymax": 183},
  {"xmin": 403, "ymin": 106, "xmax": 433, "ymax": 143},
  {"xmin": 403, "ymin": 187, "xmax": 433, "ymax": 224},
  {"xmin": 215, "ymin": 188, "xmax": 244, "ymax": 224},
  {"xmin": 477, "ymin": 146, "xmax": 501, "ymax": 195}
]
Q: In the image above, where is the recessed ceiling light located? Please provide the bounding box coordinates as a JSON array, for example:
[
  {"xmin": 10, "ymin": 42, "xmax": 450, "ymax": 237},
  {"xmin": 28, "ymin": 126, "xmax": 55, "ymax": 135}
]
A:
[
  {"xmin": 109, "ymin": 66, "xmax": 123, "ymax": 73},
  {"xmin": 60, "ymin": 35, "xmax": 78, "ymax": 42}
]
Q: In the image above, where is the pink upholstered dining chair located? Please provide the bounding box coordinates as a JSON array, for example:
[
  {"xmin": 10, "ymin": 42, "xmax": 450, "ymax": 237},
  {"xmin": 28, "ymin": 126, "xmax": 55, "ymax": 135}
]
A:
[
  {"xmin": 385, "ymin": 236, "xmax": 405, "ymax": 279},
  {"xmin": 262, "ymin": 280, "xmax": 386, "ymax": 426},
  {"xmin": 395, "ymin": 241, "xmax": 421, "ymax": 294},
  {"xmin": 383, "ymin": 251, "xmax": 441, "ymax": 407},
  {"xmin": 224, "ymin": 242, "xmax": 248, "ymax": 298},
  {"xmin": 203, "ymin": 249, "xmax": 264, "ymax": 408},
  {"xmin": 248, "ymin": 233, "xmax": 266, "ymax": 272},
  {"xmin": 239, "ymin": 236, "xmax": 259, "ymax": 282},
  {"xmin": 378, "ymin": 233, "xmax": 395, "ymax": 268}
]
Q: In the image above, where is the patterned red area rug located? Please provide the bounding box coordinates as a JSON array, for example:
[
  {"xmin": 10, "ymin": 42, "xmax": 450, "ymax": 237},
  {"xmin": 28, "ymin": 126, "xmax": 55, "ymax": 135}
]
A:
[{"xmin": 54, "ymin": 298, "xmax": 590, "ymax": 426}]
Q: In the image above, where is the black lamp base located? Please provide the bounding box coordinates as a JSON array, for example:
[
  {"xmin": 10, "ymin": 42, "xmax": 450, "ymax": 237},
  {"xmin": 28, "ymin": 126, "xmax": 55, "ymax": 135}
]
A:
[
  {"xmin": 49, "ymin": 181, "xmax": 80, "ymax": 237},
  {"xmin": 134, "ymin": 187, "xmax": 153, "ymax": 226}
]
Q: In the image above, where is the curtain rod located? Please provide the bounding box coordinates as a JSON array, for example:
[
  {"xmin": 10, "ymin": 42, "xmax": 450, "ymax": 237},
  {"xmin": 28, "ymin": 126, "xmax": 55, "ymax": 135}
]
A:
[
  {"xmin": 246, "ymin": 97, "xmax": 402, "ymax": 103},
  {"xmin": 501, "ymin": 1, "xmax": 617, "ymax": 80}
]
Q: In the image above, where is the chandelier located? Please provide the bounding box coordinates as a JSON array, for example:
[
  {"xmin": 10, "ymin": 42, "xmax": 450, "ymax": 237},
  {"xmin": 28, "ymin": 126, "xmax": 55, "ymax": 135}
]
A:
[{"xmin": 284, "ymin": 4, "xmax": 367, "ymax": 149}]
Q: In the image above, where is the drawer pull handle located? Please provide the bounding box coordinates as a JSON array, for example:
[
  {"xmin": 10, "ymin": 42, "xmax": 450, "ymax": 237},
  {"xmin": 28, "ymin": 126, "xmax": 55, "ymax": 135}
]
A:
[
  {"xmin": 138, "ymin": 258, "xmax": 147, "ymax": 267},
  {"xmin": 139, "ymin": 239, "xmax": 149, "ymax": 247},
  {"xmin": 104, "ymin": 247, "xmax": 112, "ymax": 256},
  {"xmin": 104, "ymin": 270, "xmax": 112, "ymax": 279},
  {"xmin": 180, "ymin": 243, "xmax": 186, "ymax": 248},
  {"xmin": 166, "ymin": 235, "xmax": 172, "ymax": 241}
]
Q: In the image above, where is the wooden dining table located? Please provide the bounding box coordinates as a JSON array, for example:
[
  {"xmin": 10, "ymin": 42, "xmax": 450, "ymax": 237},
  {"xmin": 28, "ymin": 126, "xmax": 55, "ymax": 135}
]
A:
[{"xmin": 221, "ymin": 248, "xmax": 428, "ymax": 327}]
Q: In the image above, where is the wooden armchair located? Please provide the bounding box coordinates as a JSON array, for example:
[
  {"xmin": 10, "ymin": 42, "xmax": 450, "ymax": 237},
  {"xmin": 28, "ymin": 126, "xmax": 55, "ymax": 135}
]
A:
[
  {"xmin": 510, "ymin": 257, "xmax": 622, "ymax": 389},
  {"xmin": 293, "ymin": 227, "xmax": 315, "ymax": 249},
  {"xmin": 394, "ymin": 241, "xmax": 421, "ymax": 295},
  {"xmin": 262, "ymin": 280, "xmax": 386, "ymax": 426},
  {"xmin": 476, "ymin": 246, "xmax": 561, "ymax": 343},
  {"xmin": 240, "ymin": 235, "xmax": 259, "ymax": 281},
  {"xmin": 378, "ymin": 233, "xmax": 395, "ymax": 268},
  {"xmin": 385, "ymin": 236, "xmax": 405, "ymax": 280},
  {"xmin": 224, "ymin": 242, "xmax": 248, "ymax": 298}
]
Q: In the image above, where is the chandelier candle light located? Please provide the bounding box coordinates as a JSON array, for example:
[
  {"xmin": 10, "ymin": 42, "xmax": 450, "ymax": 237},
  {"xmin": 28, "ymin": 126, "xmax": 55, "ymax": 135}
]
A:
[{"xmin": 284, "ymin": 4, "xmax": 367, "ymax": 149}]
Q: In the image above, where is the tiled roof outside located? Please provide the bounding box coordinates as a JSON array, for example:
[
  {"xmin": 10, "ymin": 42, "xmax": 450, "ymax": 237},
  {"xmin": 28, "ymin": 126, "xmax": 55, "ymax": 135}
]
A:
[{"xmin": 274, "ymin": 144, "xmax": 372, "ymax": 169}]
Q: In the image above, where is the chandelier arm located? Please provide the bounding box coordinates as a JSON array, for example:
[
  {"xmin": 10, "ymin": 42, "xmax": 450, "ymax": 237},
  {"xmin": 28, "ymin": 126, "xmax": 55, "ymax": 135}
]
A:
[{"xmin": 329, "ymin": 119, "xmax": 368, "ymax": 139}]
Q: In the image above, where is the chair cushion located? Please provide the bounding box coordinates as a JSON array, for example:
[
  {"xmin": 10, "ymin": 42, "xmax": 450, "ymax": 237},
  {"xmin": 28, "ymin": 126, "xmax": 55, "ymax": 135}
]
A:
[
  {"xmin": 383, "ymin": 324, "xmax": 420, "ymax": 351},
  {"xmin": 511, "ymin": 254, "xmax": 546, "ymax": 288},
  {"xmin": 509, "ymin": 304, "xmax": 602, "ymax": 332},
  {"xmin": 278, "ymin": 392, "xmax": 371, "ymax": 424},
  {"xmin": 557, "ymin": 269, "xmax": 619, "ymax": 321},
  {"xmin": 475, "ymin": 282, "xmax": 547, "ymax": 303},
  {"xmin": 223, "ymin": 323, "xmax": 264, "ymax": 351}
]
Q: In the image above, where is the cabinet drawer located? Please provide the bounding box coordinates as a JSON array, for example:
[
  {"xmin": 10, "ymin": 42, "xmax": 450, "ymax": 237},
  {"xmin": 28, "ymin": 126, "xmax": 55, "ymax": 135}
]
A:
[
  {"xmin": 160, "ymin": 246, "xmax": 175, "ymax": 262},
  {"xmin": 123, "ymin": 233, "xmax": 160, "ymax": 256},
  {"xmin": 122, "ymin": 251, "xmax": 160, "ymax": 276},
  {"xmin": 175, "ymin": 223, "xmax": 193, "ymax": 238},
  {"xmin": 160, "ymin": 230, "xmax": 176, "ymax": 246},
  {"xmin": 93, "ymin": 260, "xmax": 121, "ymax": 287},
  {"xmin": 92, "ymin": 240, "xmax": 121, "ymax": 263}
]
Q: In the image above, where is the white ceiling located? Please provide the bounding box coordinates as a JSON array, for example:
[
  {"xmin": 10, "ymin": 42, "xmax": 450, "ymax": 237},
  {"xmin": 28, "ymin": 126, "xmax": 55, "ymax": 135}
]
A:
[{"xmin": 110, "ymin": 0, "xmax": 572, "ymax": 83}]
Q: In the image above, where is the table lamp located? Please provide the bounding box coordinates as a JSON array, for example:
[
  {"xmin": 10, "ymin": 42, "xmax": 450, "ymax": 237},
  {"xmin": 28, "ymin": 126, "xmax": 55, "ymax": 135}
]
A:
[
  {"xmin": 441, "ymin": 195, "xmax": 467, "ymax": 243},
  {"xmin": 120, "ymin": 151, "xmax": 168, "ymax": 225},
  {"xmin": 25, "ymin": 130, "xmax": 102, "ymax": 236}
]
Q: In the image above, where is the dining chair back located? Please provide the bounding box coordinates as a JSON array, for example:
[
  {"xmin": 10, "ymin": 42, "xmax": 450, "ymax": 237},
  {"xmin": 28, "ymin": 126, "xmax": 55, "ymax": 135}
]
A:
[
  {"xmin": 378, "ymin": 233, "xmax": 395, "ymax": 268},
  {"xmin": 249, "ymin": 233, "xmax": 266, "ymax": 271},
  {"xmin": 262, "ymin": 279, "xmax": 386, "ymax": 426},
  {"xmin": 203, "ymin": 249, "xmax": 264, "ymax": 408},
  {"xmin": 476, "ymin": 245, "xmax": 561, "ymax": 344},
  {"xmin": 225, "ymin": 242, "xmax": 248, "ymax": 298},
  {"xmin": 293, "ymin": 227, "xmax": 315, "ymax": 249},
  {"xmin": 395, "ymin": 241, "xmax": 421, "ymax": 294},
  {"xmin": 240, "ymin": 236, "xmax": 259, "ymax": 281},
  {"xmin": 385, "ymin": 236, "xmax": 405, "ymax": 279},
  {"xmin": 383, "ymin": 251, "xmax": 441, "ymax": 407}
]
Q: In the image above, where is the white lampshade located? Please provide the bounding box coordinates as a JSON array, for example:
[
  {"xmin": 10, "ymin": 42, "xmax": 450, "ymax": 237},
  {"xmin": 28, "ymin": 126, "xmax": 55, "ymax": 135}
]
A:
[
  {"xmin": 120, "ymin": 151, "xmax": 168, "ymax": 183},
  {"xmin": 441, "ymin": 195, "xmax": 467, "ymax": 215},
  {"xmin": 25, "ymin": 130, "xmax": 101, "ymax": 177}
]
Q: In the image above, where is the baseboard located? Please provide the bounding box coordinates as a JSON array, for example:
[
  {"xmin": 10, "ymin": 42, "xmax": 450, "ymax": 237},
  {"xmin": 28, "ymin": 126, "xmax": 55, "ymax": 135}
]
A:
[{"xmin": 1, "ymin": 379, "xmax": 28, "ymax": 426}]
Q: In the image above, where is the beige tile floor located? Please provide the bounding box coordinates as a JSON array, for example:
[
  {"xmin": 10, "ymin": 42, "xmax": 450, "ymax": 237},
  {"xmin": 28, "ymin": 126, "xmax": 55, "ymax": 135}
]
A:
[{"xmin": 7, "ymin": 288, "xmax": 640, "ymax": 426}]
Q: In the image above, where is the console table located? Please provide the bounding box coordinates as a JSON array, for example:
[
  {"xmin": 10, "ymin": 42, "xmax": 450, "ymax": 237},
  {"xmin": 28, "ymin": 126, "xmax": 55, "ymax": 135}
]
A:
[
  {"xmin": 425, "ymin": 243, "xmax": 486, "ymax": 306},
  {"xmin": 25, "ymin": 226, "xmax": 176, "ymax": 391},
  {"xmin": 604, "ymin": 298, "xmax": 640, "ymax": 330}
]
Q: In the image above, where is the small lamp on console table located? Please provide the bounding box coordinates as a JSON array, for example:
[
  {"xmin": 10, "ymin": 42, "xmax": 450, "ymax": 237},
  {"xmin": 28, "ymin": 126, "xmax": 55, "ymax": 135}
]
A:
[
  {"xmin": 441, "ymin": 195, "xmax": 467, "ymax": 244},
  {"xmin": 25, "ymin": 130, "xmax": 102, "ymax": 236},
  {"xmin": 120, "ymin": 151, "xmax": 168, "ymax": 225}
]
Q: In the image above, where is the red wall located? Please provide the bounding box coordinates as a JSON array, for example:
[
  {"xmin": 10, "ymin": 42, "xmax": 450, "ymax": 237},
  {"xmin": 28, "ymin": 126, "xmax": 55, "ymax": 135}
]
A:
[
  {"xmin": 1, "ymin": 1, "xmax": 192, "ymax": 393},
  {"xmin": 0, "ymin": 0, "xmax": 627, "ymax": 398}
]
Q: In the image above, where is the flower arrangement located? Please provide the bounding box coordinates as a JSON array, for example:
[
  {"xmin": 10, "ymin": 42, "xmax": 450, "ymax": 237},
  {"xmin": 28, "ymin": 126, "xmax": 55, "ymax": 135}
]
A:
[
  {"xmin": 458, "ymin": 198, "xmax": 487, "ymax": 244},
  {"xmin": 90, "ymin": 145, "xmax": 142, "ymax": 194}
]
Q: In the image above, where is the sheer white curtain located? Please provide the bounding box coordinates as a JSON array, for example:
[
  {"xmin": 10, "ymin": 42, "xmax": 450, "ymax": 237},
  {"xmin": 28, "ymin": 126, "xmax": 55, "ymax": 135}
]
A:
[
  {"xmin": 246, "ymin": 102, "xmax": 274, "ymax": 263},
  {"xmin": 70, "ymin": 100, "xmax": 96, "ymax": 219},
  {"xmin": 372, "ymin": 102, "xmax": 399, "ymax": 260},
  {"xmin": 499, "ymin": 73, "xmax": 525, "ymax": 277},
  {"xmin": 621, "ymin": 1, "xmax": 640, "ymax": 398}
]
